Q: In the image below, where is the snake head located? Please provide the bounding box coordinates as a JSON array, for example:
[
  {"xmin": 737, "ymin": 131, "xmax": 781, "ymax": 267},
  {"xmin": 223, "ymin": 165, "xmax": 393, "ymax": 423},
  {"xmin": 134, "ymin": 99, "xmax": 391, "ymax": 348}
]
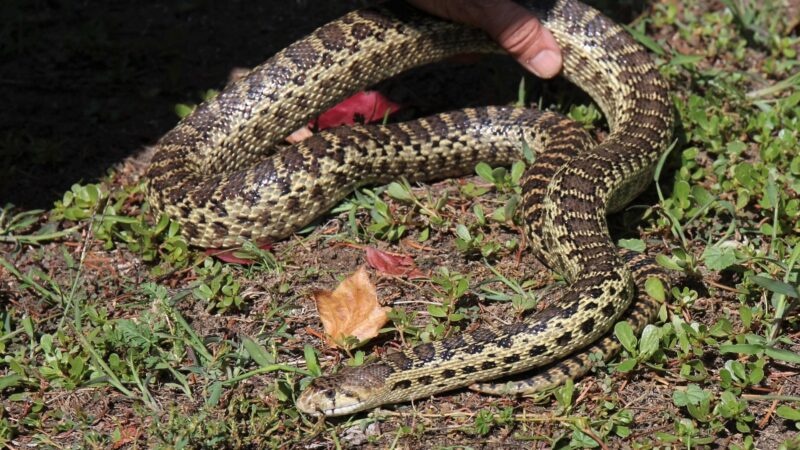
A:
[{"xmin": 296, "ymin": 363, "xmax": 394, "ymax": 417}]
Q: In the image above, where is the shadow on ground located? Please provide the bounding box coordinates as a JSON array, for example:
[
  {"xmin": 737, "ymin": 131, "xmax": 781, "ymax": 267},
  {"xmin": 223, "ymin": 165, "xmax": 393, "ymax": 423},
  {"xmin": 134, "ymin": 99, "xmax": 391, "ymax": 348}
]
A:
[
  {"xmin": 0, "ymin": 0, "xmax": 365, "ymax": 209},
  {"xmin": 0, "ymin": 0, "xmax": 652, "ymax": 210}
]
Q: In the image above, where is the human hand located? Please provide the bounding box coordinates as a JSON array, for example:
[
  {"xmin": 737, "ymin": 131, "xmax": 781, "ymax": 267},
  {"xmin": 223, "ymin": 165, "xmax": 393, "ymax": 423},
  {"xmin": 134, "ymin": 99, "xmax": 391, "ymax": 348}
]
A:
[{"xmin": 406, "ymin": 0, "xmax": 563, "ymax": 78}]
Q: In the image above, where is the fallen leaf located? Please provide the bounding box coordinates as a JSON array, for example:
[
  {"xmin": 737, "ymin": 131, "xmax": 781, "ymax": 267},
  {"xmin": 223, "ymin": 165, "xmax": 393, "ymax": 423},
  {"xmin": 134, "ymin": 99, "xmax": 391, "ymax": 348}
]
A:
[
  {"xmin": 206, "ymin": 242, "xmax": 273, "ymax": 265},
  {"xmin": 111, "ymin": 426, "xmax": 139, "ymax": 449},
  {"xmin": 312, "ymin": 91, "xmax": 400, "ymax": 130},
  {"xmin": 287, "ymin": 92, "xmax": 400, "ymax": 146},
  {"xmin": 365, "ymin": 246, "xmax": 426, "ymax": 279},
  {"xmin": 312, "ymin": 266, "xmax": 390, "ymax": 348}
]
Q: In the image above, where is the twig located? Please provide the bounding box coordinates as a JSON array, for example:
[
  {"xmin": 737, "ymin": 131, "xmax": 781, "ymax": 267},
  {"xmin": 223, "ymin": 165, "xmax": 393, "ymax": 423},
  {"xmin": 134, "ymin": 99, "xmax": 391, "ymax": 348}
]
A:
[{"xmin": 758, "ymin": 385, "xmax": 784, "ymax": 429}]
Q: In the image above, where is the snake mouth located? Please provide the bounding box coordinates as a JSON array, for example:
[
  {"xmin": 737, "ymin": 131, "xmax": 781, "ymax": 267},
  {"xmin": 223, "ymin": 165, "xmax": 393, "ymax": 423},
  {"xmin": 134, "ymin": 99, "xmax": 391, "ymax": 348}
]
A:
[
  {"xmin": 295, "ymin": 386, "xmax": 370, "ymax": 417},
  {"xmin": 314, "ymin": 402, "xmax": 367, "ymax": 417},
  {"xmin": 296, "ymin": 397, "xmax": 368, "ymax": 417}
]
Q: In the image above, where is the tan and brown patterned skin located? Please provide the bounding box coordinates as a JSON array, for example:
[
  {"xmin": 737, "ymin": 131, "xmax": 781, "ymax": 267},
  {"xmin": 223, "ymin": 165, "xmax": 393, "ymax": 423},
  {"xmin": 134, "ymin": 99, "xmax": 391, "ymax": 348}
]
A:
[{"xmin": 145, "ymin": 0, "xmax": 673, "ymax": 416}]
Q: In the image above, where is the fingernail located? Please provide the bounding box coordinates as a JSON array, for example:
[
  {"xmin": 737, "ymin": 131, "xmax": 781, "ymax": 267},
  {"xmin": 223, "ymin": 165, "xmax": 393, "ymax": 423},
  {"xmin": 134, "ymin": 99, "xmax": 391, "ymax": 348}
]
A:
[{"xmin": 526, "ymin": 50, "xmax": 562, "ymax": 78}]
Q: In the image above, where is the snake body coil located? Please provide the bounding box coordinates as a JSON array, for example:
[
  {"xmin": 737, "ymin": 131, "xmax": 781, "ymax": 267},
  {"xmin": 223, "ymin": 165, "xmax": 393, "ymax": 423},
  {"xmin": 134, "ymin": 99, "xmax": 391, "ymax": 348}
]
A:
[{"xmin": 146, "ymin": 0, "xmax": 672, "ymax": 416}]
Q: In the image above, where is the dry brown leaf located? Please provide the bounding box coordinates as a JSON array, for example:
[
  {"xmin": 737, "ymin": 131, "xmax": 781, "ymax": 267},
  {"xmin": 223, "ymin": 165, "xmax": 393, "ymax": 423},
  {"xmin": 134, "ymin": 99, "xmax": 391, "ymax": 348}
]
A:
[{"xmin": 312, "ymin": 266, "xmax": 389, "ymax": 348}]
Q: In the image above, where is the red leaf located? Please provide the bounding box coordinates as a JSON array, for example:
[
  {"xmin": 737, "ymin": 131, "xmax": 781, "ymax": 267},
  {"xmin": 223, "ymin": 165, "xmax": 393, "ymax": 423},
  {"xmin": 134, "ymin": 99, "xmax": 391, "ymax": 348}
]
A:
[
  {"xmin": 111, "ymin": 426, "xmax": 139, "ymax": 449},
  {"xmin": 312, "ymin": 91, "xmax": 400, "ymax": 130},
  {"xmin": 365, "ymin": 246, "xmax": 426, "ymax": 279},
  {"xmin": 206, "ymin": 242, "xmax": 273, "ymax": 265}
]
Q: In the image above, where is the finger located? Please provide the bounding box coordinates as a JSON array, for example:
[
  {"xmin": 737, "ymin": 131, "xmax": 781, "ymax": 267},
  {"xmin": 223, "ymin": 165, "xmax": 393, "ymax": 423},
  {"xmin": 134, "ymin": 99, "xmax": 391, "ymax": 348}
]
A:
[
  {"xmin": 406, "ymin": 0, "xmax": 563, "ymax": 78},
  {"xmin": 467, "ymin": 1, "xmax": 562, "ymax": 78}
]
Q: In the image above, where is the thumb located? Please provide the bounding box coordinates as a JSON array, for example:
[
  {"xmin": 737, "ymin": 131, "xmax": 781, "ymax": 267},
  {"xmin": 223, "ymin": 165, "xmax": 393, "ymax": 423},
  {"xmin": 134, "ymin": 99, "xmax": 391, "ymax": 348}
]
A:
[
  {"xmin": 406, "ymin": 0, "xmax": 563, "ymax": 78},
  {"xmin": 472, "ymin": 0, "xmax": 563, "ymax": 78}
]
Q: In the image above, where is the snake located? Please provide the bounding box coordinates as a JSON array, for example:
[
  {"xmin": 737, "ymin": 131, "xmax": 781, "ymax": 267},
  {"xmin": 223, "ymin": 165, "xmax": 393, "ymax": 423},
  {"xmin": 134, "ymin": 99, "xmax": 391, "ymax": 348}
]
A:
[{"xmin": 145, "ymin": 0, "xmax": 673, "ymax": 416}]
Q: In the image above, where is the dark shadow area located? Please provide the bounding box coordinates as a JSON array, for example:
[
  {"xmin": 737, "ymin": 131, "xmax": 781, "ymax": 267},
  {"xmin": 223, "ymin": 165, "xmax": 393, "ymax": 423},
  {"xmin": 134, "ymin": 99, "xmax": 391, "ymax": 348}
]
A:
[
  {"xmin": 1, "ymin": 0, "xmax": 364, "ymax": 209},
  {"xmin": 0, "ymin": 0, "xmax": 654, "ymax": 210},
  {"xmin": 589, "ymin": 0, "xmax": 652, "ymax": 23}
]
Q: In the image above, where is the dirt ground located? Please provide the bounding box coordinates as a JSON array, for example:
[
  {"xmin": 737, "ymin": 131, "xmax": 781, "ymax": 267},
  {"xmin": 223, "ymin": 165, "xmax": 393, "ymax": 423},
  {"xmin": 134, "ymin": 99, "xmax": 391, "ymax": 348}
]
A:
[{"xmin": 2, "ymin": 0, "xmax": 799, "ymax": 448}]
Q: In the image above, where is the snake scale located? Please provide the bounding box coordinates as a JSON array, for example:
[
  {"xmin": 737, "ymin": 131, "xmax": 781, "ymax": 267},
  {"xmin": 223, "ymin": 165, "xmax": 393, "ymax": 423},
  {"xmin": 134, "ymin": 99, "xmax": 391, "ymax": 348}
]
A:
[{"xmin": 145, "ymin": 0, "xmax": 673, "ymax": 416}]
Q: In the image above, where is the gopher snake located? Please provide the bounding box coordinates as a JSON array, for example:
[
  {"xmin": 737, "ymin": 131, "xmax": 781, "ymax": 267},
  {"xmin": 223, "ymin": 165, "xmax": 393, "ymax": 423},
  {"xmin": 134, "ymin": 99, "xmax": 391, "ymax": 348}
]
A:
[{"xmin": 146, "ymin": 0, "xmax": 672, "ymax": 416}]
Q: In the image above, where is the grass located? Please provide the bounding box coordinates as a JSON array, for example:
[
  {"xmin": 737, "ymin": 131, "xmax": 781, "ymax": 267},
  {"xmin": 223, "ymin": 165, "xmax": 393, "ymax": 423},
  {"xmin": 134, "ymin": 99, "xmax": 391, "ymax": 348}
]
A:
[{"xmin": 2, "ymin": 0, "xmax": 800, "ymax": 448}]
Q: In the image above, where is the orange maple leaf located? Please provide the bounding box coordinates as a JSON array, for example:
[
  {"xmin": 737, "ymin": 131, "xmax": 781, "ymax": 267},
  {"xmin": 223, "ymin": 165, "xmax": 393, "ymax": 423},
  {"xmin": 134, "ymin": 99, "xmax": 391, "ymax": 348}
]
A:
[{"xmin": 312, "ymin": 266, "xmax": 390, "ymax": 348}]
